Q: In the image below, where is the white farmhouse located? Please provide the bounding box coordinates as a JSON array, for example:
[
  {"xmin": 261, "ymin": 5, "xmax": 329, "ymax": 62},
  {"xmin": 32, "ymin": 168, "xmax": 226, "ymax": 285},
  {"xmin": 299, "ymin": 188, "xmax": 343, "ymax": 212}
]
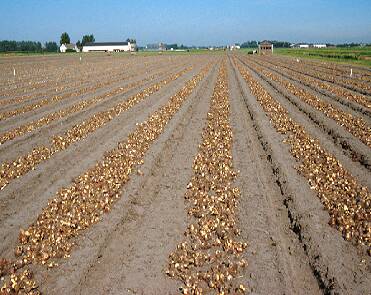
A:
[
  {"xmin": 299, "ymin": 44, "xmax": 310, "ymax": 48},
  {"xmin": 82, "ymin": 41, "xmax": 137, "ymax": 52},
  {"xmin": 60, "ymin": 43, "xmax": 79, "ymax": 52},
  {"xmin": 229, "ymin": 44, "xmax": 241, "ymax": 51},
  {"xmin": 313, "ymin": 44, "xmax": 327, "ymax": 48}
]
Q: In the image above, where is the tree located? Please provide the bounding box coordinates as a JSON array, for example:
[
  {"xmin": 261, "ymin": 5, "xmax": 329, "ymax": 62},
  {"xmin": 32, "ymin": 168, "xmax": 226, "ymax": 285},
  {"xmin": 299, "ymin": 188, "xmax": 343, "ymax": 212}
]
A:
[
  {"xmin": 81, "ymin": 34, "xmax": 95, "ymax": 46},
  {"xmin": 240, "ymin": 40, "xmax": 291, "ymax": 48},
  {"xmin": 337, "ymin": 43, "xmax": 360, "ymax": 47},
  {"xmin": 44, "ymin": 41, "xmax": 58, "ymax": 52},
  {"xmin": 0, "ymin": 40, "xmax": 17, "ymax": 52},
  {"xmin": 0, "ymin": 40, "xmax": 43, "ymax": 52},
  {"xmin": 241, "ymin": 41, "xmax": 258, "ymax": 48},
  {"xmin": 269, "ymin": 40, "xmax": 291, "ymax": 48},
  {"xmin": 76, "ymin": 40, "xmax": 82, "ymax": 50},
  {"xmin": 126, "ymin": 38, "xmax": 136, "ymax": 43},
  {"xmin": 18, "ymin": 41, "xmax": 41, "ymax": 52},
  {"xmin": 166, "ymin": 43, "xmax": 178, "ymax": 50},
  {"xmin": 60, "ymin": 32, "xmax": 70, "ymax": 45}
]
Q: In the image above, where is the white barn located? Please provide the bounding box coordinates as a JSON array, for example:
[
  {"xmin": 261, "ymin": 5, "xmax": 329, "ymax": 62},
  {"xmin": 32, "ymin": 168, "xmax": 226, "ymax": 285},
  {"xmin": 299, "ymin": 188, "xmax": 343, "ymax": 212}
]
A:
[
  {"xmin": 229, "ymin": 44, "xmax": 241, "ymax": 51},
  {"xmin": 60, "ymin": 43, "xmax": 79, "ymax": 52},
  {"xmin": 313, "ymin": 44, "xmax": 327, "ymax": 48},
  {"xmin": 82, "ymin": 42, "xmax": 137, "ymax": 52}
]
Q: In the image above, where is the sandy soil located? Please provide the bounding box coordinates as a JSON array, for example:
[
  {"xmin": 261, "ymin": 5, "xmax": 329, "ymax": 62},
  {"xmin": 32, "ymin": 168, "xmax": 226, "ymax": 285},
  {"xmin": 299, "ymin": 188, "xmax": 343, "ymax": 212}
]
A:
[{"xmin": 0, "ymin": 53, "xmax": 370, "ymax": 295}]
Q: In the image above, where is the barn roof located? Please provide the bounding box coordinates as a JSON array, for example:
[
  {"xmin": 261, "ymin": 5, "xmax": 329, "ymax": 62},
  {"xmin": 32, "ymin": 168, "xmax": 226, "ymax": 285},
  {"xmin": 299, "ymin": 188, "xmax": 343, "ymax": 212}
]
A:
[
  {"xmin": 84, "ymin": 42, "xmax": 129, "ymax": 46},
  {"xmin": 62, "ymin": 43, "xmax": 76, "ymax": 49}
]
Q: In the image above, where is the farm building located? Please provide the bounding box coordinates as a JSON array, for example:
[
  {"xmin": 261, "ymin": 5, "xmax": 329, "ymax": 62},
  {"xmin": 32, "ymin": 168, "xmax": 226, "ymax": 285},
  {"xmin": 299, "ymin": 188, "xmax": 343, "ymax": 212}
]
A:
[
  {"xmin": 258, "ymin": 41, "xmax": 273, "ymax": 54},
  {"xmin": 313, "ymin": 44, "xmax": 327, "ymax": 48},
  {"xmin": 229, "ymin": 44, "xmax": 241, "ymax": 51},
  {"xmin": 60, "ymin": 43, "xmax": 79, "ymax": 53},
  {"xmin": 82, "ymin": 41, "xmax": 137, "ymax": 52},
  {"xmin": 290, "ymin": 43, "xmax": 310, "ymax": 48},
  {"xmin": 159, "ymin": 43, "xmax": 167, "ymax": 51}
]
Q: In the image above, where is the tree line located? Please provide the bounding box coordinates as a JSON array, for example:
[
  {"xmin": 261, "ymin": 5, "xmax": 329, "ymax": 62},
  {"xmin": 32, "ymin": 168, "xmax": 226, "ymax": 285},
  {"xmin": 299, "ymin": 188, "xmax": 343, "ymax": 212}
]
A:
[
  {"xmin": 60, "ymin": 32, "xmax": 95, "ymax": 51},
  {"xmin": 165, "ymin": 44, "xmax": 188, "ymax": 50},
  {"xmin": 60, "ymin": 32, "xmax": 137, "ymax": 51},
  {"xmin": 240, "ymin": 40, "xmax": 291, "ymax": 48},
  {"xmin": 0, "ymin": 32, "xmax": 97, "ymax": 53},
  {"xmin": 59, "ymin": 33, "xmax": 136, "ymax": 51},
  {"xmin": 336, "ymin": 43, "xmax": 371, "ymax": 47},
  {"xmin": 0, "ymin": 40, "xmax": 58, "ymax": 52},
  {"xmin": 240, "ymin": 41, "xmax": 371, "ymax": 48}
]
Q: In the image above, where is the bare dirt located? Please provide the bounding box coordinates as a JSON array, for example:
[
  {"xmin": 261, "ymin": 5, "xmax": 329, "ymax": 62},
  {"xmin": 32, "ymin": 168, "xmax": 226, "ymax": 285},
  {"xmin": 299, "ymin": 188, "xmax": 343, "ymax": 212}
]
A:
[{"xmin": 0, "ymin": 53, "xmax": 370, "ymax": 295}]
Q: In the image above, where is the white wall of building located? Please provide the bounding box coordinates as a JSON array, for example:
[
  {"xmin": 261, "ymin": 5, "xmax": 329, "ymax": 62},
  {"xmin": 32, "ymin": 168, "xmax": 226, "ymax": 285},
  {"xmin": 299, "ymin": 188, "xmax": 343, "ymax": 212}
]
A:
[
  {"xmin": 82, "ymin": 42, "xmax": 136, "ymax": 52},
  {"xmin": 229, "ymin": 45, "xmax": 241, "ymax": 50},
  {"xmin": 313, "ymin": 44, "xmax": 327, "ymax": 48},
  {"xmin": 60, "ymin": 44, "xmax": 79, "ymax": 52},
  {"xmin": 60, "ymin": 44, "xmax": 67, "ymax": 53}
]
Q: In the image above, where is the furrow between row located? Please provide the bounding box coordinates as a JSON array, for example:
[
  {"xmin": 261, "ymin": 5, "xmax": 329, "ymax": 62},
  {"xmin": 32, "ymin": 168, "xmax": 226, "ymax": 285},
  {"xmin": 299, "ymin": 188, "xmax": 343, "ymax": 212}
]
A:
[
  {"xmin": 0, "ymin": 57, "xmax": 138, "ymax": 102},
  {"xmin": 234, "ymin": 57, "xmax": 370, "ymax": 255},
  {"xmin": 0, "ymin": 63, "xmax": 181, "ymax": 145},
  {"xmin": 255, "ymin": 57, "xmax": 371, "ymax": 110},
  {"xmin": 166, "ymin": 61, "xmax": 248, "ymax": 294},
  {"xmin": 0, "ymin": 62, "xmax": 212, "ymax": 295},
  {"xmin": 240, "ymin": 56, "xmax": 371, "ymax": 147},
  {"xmin": 0, "ymin": 66, "xmax": 193, "ymax": 190},
  {"xmin": 260, "ymin": 56, "xmax": 371, "ymax": 95},
  {"xmin": 0, "ymin": 59, "xmax": 173, "ymax": 120}
]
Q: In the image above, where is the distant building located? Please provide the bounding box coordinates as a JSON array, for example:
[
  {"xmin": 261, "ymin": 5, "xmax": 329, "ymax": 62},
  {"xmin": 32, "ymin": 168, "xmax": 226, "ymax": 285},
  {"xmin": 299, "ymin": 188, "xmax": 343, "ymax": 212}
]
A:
[
  {"xmin": 290, "ymin": 43, "xmax": 310, "ymax": 49},
  {"xmin": 82, "ymin": 41, "xmax": 137, "ymax": 52},
  {"xmin": 258, "ymin": 41, "xmax": 273, "ymax": 54},
  {"xmin": 158, "ymin": 42, "xmax": 166, "ymax": 51},
  {"xmin": 313, "ymin": 44, "xmax": 327, "ymax": 48},
  {"xmin": 60, "ymin": 43, "xmax": 79, "ymax": 53},
  {"xmin": 146, "ymin": 43, "xmax": 159, "ymax": 50},
  {"xmin": 229, "ymin": 44, "xmax": 241, "ymax": 51}
]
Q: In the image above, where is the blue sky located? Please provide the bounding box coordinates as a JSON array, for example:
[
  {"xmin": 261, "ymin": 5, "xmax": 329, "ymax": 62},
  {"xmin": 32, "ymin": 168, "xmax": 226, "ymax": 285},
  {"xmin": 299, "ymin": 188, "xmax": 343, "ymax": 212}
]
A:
[{"xmin": 1, "ymin": 0, "xmax": 370, "ymax": 45}]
